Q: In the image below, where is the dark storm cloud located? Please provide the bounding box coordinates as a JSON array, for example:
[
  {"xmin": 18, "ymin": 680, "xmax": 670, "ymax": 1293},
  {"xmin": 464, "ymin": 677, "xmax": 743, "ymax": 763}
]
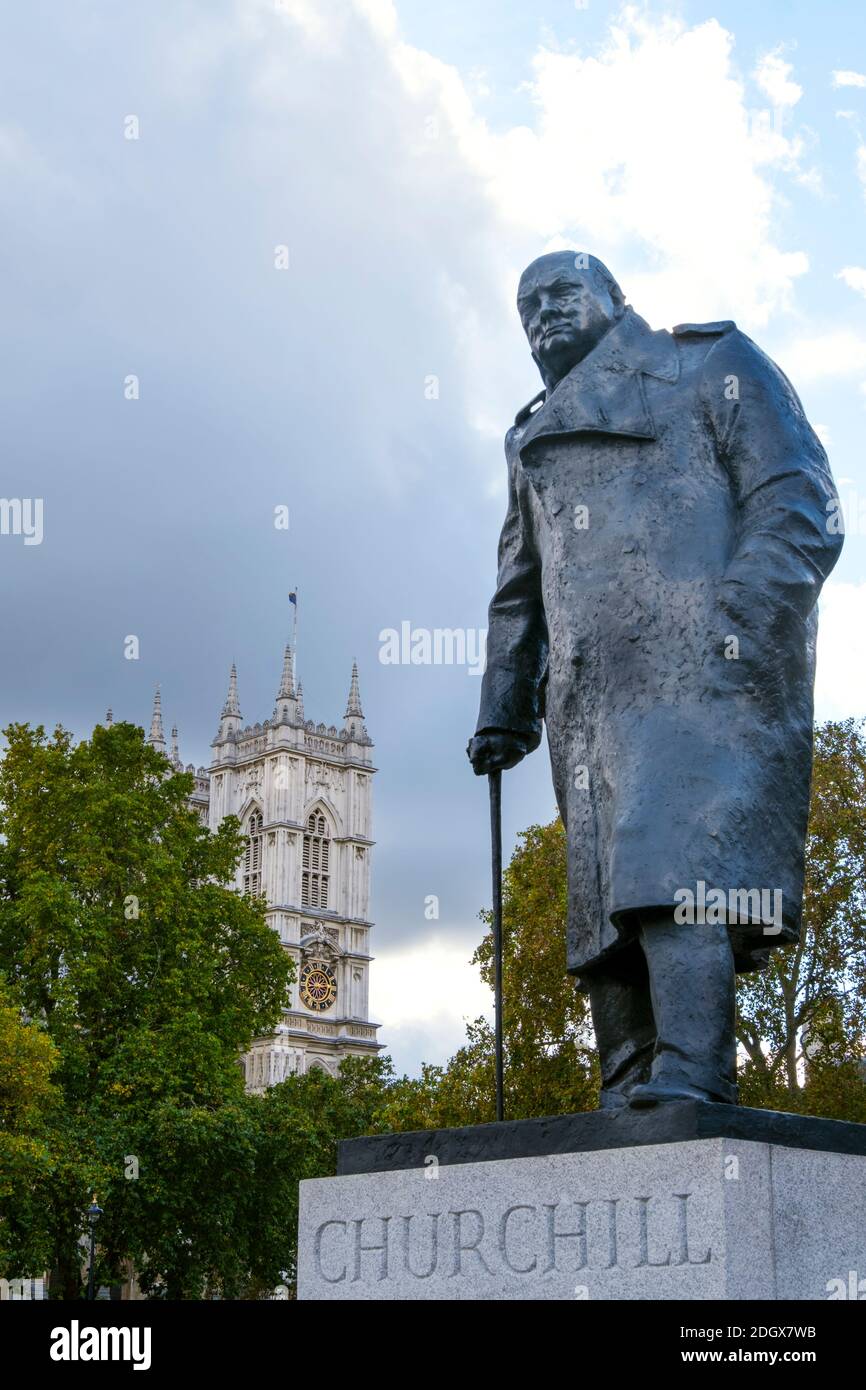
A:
[{"xmin": 0, "ymin": 0, "xmax": 557, "ymax": 1071}]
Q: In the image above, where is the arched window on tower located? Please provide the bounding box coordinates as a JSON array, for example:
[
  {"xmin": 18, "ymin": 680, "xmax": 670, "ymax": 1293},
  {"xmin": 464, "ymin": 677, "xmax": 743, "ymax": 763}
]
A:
[
  {"xmin": 302, "ymin": 811, "xmax": 330, "ymax": 909},
  {"xmin": 243, "ymin": 809, "xmax": 263, "ymax": 896}
]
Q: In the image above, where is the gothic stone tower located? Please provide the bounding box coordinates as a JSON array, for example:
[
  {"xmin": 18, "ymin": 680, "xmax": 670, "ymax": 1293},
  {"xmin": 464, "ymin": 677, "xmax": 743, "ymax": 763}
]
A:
[{"xmin": 148, "ymin": 648, "xmax": 381, "ymax": 1090}]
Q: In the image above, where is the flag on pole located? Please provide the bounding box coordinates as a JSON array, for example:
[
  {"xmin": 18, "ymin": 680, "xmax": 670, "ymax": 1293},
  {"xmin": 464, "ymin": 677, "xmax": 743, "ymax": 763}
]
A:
[{"xmin": 289, "ymin": 589, "xmax": 298, "ymax": 657}]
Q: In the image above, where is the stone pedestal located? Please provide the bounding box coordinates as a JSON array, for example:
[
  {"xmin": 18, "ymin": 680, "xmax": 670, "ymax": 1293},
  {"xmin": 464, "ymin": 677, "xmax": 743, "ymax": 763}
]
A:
[{"xmin": 297, "ymin": 1103, "xmax": 866, "ymax": 1300}]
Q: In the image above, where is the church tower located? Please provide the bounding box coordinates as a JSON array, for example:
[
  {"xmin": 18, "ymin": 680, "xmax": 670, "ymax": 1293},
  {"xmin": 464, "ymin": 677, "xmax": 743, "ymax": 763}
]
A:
[{"xmin": 157, "ymin": 644, "xmax": 381, "ymax": 1090}]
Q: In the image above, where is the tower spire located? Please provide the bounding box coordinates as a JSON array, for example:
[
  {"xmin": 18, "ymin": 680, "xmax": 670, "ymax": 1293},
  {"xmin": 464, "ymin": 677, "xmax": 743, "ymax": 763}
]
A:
[
  {"xmin": 344, "ymin": 660, "xmax": 363, "ymax": 719},
  {"xmin": 170, "ymin": 724, "xmax": 180, "ymax": 767},
  {"xmin": 273, "ymin": 644, "xmax": 298, "ymax": 724},
  {"xmin": 276, "ymin": 644, "xmax": 295, "ymax": 700},
  {"xmin": 343, "ymin": 660, "xmax": 367, "ymax": 742},
  {"xmin": 222, "ymin": 663, "xmax": 241, "ymax": 718},
  {"xmin": 147, "ymin": 685, "xmax": 166, "ymax": 753},
  {"xmin": 214, "ymin": 663, "xmax": 242, "ymax": 748}
]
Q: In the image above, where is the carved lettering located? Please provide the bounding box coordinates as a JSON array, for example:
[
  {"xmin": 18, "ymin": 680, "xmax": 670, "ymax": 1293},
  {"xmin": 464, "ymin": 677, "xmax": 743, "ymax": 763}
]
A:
[
  {"xmin": 673, "ymin": 1192, "xmax": 711, "ymax": 1266},
  {"xmin": 312, "ymin": 1191, "xmax": 713, "ymax": 1288},
  {"xmin": 314, "ymin": 1220, "xmax": 347, "ymax": 1283},
  {"xmin": 635, "ymin": 1196, "xmax": 672, "ymax": 1268},
  {"xmin": 543, "ymin": 1201, "xmax": 588, "ymax": 1272},
  {"xmin": 351, "ymin": 1216, "xmax": 390, "ymax": 1282},
  {"xmin": 449, "ymin": 1209, "xmax": 493, "ymax": 1276},
  {"xmin": 401, "ymin": 1213, "xmax": 439, "ymax": 1278},
  {"xmin": 499, "ymin": 1204, "xmax": 538, "ymax": 1274}
]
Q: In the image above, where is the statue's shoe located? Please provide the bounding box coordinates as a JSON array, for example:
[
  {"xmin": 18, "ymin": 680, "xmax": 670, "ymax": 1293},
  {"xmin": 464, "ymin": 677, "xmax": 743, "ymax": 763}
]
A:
[{"xmin": 627, "ymin": 1081, "xmax": 718, "ymax": 1107}]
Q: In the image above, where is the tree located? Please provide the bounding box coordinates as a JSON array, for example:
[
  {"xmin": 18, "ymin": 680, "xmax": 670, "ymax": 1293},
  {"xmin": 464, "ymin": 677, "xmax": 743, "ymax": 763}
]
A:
[
  {"xmin": 0, "ymin": 720, "xmax": 293, "ymax": 1297},
  {"xmin": 0, "ymin": 976, "xmax": 59, "ymax": 1275},
  {"xmin": 736, "ymin": 719, "xmax": 866, "ymax": 1115}
]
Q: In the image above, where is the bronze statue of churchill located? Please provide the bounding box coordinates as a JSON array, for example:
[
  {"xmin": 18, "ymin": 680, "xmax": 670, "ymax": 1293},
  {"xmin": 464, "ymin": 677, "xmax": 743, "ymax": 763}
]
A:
[{"xmin": 468, "ymin": 251, "xmax": 843, "ymax": 1108}]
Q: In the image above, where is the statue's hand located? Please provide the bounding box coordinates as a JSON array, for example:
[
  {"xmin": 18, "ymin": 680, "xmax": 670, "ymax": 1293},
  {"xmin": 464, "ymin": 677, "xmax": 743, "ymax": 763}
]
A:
[{"xmin": 466, "ymin": 731, "xmax": 530, "ymax": 776}]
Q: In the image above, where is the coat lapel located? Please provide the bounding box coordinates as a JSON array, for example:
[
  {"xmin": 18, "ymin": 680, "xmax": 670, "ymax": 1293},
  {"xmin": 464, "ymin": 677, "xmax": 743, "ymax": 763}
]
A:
[{"xmin": 518, "ymin": 309, "xmax": 679, "ymax": 462}]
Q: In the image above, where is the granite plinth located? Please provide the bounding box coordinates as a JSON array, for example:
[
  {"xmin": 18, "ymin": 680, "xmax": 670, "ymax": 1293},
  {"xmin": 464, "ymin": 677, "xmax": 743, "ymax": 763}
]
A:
[{"xmin": 298, "ymin": 1108, "xmax": 866, "ymax": 1301}]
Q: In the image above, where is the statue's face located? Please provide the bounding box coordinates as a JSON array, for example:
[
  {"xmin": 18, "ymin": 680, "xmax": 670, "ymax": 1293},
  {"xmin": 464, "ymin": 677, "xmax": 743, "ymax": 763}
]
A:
[{"xmin": 517, "ymin": 255, "xmax": 621, "ymax": 384}]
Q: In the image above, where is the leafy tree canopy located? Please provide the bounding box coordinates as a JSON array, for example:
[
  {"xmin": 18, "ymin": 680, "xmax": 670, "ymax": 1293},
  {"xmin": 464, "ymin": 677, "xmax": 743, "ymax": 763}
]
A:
[{"xmin": 0, "ymin": 720, "xmax": 292, "ymax": 1296}]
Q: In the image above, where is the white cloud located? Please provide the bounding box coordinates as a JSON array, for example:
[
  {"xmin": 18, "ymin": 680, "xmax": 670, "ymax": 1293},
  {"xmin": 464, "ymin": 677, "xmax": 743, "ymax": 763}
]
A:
[
  {"xmin": 816, "ymin": 582, "xmax": 866, "ymax": 720},
  {"xmin": 372, "ymin": 935, "xmax": 489, "ymax": 1028},
  {"xmin": 473, "ymin": 13, "xmax": 811, "ymax": 328},
  {"xmin": 795, "ymin": 166, "xmax": 825, "ymax": 197},
  {"xmin": 776, "ymin": 330, "xmax": 866, "ymax": 384},
  {"xmin": 371, "ymin": 935, "xmax": 491, "ymax": 1074},
  {"xmin": 837, "ymin": 266, "xmax": 866, "ymax": 297},
  {"xmin": 754, "ymin": 48, "xmax": 802, "ymax": 108},
  {"xmin": 832, "ymin": 70, "xmax": 866, "ymax": 88},
  {"xmin": 240, "ymin": 3, "xmax": 823, "ymax": 450}
]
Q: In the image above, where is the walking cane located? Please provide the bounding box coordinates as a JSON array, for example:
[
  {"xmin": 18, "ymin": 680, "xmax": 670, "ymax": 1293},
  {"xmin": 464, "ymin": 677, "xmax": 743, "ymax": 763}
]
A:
[{"xmin": 489, "ymin": 770, "xmax": 505, "ymax": 1122}]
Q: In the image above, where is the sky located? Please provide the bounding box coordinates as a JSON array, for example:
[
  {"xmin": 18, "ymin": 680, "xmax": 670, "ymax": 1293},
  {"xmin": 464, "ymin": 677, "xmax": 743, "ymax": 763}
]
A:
[{"xmin": 1, "ymin": 0, "xmax": 865, "ymax": 1075}]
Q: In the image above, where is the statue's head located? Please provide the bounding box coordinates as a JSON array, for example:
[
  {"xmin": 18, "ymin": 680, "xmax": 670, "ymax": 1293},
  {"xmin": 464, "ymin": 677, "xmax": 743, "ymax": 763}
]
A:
[{"xmin": 517, "ymin": 251, "xmax": 625, "ymax": 388}]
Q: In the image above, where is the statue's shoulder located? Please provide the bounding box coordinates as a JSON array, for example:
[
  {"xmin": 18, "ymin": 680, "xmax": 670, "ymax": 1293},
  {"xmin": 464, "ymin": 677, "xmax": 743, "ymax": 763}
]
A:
[
  {"xmin": 671, "ymin": 320, "xmax": 737, "ymax": 339},
  {"xmin": 684, "ymin": 321, "xmax": 779, "ymax": 379},
  {"xmin": 513, "ymin": 389, "xmax": 546, "ymax": 427},
  {"xmin": 674, "ymin": 319, "xmax": 760, "ymax": 380},
  {"xmin": 505, "ymin": 390, "xmax": 546, "ymax": 458},
  {"xmin": 687, "ymin": 321, "xmax": 810, "ymax": 436}
]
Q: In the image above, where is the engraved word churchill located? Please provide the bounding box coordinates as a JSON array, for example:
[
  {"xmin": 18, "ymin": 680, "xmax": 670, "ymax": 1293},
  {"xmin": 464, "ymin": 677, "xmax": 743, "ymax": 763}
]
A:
[
  {"xmin": 468, "ymin": 252, "xmax": 843, "ymax": 1108},
  {"xmin": 313, "ymin": 1190, "xmax": 710, "ymax": 1284}
]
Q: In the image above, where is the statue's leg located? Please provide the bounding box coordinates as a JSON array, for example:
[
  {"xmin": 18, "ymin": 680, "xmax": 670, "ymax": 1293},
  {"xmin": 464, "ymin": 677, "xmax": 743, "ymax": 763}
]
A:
[
  {"xmin": 629, "ymin": 910, "xmax": 738, "ymax": 1107},
  {"xmin": 584, "ymin": 946, "xmax": 656, "ymax": 1109}
]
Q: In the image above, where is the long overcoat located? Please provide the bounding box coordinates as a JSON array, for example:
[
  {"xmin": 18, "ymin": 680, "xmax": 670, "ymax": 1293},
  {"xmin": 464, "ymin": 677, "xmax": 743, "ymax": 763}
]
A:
[{"xmin": 476, "ymin": 308, "xmax": 843, "ymax": 976}]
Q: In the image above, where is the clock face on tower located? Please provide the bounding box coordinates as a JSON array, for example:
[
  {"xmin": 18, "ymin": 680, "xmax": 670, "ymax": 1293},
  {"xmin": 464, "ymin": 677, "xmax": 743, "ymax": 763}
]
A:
[{"xmin": 299, "ymin": 960, "xmax": 337, "ymax": 1012}]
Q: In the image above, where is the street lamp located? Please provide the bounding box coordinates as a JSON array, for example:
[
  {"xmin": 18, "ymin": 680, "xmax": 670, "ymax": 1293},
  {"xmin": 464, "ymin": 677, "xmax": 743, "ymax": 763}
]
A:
[{"xmin": 86, "ymin": 1198, "xmax": 103, "ymax": 1301}]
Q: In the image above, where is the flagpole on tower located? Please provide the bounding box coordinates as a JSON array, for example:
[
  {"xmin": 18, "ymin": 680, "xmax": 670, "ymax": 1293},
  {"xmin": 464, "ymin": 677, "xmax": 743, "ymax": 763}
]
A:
[{"xmin": 290, "ymin": 587, "xmax": 298, "ymax": 666}]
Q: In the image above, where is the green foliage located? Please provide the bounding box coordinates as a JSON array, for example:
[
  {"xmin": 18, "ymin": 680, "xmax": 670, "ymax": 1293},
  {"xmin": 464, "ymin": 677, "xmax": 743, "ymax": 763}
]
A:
[
  {"xmin": 98, "ymin": 1058, "xmax": 403, "ymax": 1299},
  {"xmin": 737, "ymin": 718, "xmax": 866, "ymax": 1115},
  {"xmin": 0, "ymin": 720, "xmax": 292, "ymax": 1297},
  {"xmin": 0, "ymin": 975, "xmax": 59, "ymax": 1274}
]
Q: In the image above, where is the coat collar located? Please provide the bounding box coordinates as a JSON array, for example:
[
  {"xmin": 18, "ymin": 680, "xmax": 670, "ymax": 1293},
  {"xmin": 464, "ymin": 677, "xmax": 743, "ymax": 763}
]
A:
[{"xmin": 518, "ymin": 308, "xmax": 679, "ymax": 459}]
